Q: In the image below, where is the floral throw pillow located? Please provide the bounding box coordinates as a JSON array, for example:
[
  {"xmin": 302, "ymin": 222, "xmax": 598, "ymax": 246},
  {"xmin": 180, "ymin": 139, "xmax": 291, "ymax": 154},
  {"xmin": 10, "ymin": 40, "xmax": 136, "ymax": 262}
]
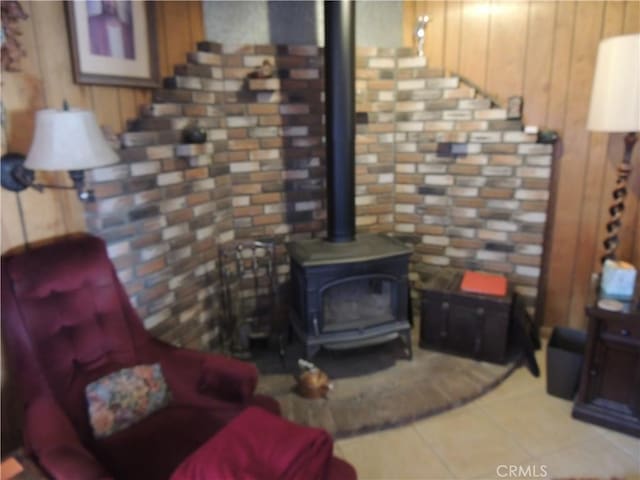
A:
[{"xmin": 85, "ymin": 363, "xmax": 171, "ymax": 438}]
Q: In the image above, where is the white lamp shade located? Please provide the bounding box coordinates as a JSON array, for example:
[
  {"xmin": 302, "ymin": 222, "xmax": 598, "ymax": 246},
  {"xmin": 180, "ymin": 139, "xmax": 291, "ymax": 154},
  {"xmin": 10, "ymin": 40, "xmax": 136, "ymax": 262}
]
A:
[
  {"xmin": 24, "ymin": 109, "xmax": 119, "ymax": 171},
  {"xmin": 587, "ymin": 33, "xmax": 640, "ymax": 132}
]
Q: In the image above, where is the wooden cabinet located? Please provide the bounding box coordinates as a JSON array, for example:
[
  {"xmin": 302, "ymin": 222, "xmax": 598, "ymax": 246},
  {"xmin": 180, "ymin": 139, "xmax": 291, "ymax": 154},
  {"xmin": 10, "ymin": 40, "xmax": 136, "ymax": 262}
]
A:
[{"xmin": 572, "ymin": 306, "xmax": 640, "ymax": 438}]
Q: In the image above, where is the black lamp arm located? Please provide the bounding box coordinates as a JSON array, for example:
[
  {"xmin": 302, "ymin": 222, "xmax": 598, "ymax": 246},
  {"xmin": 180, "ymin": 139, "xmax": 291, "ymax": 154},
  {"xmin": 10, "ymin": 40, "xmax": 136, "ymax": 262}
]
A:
[
  {"xmin": 11, "ymin": 165, "xmax": 75, "ymax": 192},
  {"xmin": 0, "ymin": 153, "xmax": 95, "ymax": 201}
]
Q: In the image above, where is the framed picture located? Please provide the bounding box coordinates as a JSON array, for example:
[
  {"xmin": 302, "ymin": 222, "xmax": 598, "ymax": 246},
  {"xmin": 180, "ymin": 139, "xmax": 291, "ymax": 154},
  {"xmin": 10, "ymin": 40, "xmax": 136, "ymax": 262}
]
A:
[{"xmin": 65, "ymin": 0, "xmax": 159, "ymax": 88}]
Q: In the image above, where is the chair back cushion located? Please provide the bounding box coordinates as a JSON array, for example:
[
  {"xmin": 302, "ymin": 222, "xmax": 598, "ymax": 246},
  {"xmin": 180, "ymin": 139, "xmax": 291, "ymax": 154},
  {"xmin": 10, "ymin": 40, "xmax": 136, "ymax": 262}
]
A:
[{"xmin": 1, "ymin": 235, "xmax": 149, "ymax": 438}]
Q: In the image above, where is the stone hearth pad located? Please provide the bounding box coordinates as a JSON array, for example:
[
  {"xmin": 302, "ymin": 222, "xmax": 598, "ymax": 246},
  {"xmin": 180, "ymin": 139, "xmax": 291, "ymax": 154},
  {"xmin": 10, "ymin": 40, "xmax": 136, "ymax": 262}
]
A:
[{"xmin": 254, "ymin": 330, "xmax": 521, "ymax": 438}]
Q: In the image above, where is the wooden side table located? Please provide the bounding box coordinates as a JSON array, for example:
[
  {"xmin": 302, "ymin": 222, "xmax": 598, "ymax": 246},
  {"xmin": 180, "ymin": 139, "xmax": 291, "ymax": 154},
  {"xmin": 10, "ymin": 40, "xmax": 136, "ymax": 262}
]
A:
[{"xmin": 572, "ymin": 293, "xmax": 640, "ymax": 438}]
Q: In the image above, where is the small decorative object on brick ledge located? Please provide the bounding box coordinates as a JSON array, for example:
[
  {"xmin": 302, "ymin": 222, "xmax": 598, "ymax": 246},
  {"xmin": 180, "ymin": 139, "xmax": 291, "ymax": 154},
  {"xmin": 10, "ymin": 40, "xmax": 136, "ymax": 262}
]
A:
[
  {"xmin": 537, "ymin": 129, "xmax": 559, "ymax": 144},
  {"xmin": 248, "ymin": 59, "xmax": 274, "ymax": 79},
  {"xmin": 182, "ymin": 124, "xmax": 207, "ymax": 144},
  {"xmin": 414, "ymin": 16, "xmax": 429, "ymax": 57},
  {"xmin": 507, "ymin": 95, "xmax": 523, "ymax": 119}
]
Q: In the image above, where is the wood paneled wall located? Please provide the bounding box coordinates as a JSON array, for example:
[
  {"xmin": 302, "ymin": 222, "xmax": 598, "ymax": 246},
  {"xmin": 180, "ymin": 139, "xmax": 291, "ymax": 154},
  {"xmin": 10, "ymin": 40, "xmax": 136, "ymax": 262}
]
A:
[
  {"xmin": 403, "ymin": 1, "xmax": 640, "ymax": 329},
  {"xmin": 0, "ymin": 0, "xmax": 204, "ymax": 254}
]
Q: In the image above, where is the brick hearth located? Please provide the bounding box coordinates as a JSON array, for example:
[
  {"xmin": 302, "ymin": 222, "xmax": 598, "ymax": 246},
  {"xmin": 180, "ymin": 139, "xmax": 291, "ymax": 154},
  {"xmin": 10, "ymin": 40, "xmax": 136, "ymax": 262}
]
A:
[{"xmin": 85, "ymin": 42, "xmax": 552, "ymax": 350}]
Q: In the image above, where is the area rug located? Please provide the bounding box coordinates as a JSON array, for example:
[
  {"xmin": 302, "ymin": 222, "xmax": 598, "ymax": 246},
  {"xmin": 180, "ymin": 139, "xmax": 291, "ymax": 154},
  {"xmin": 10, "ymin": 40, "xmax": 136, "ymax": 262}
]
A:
[{"xmin": 253, "ymin": 330, "xmax": 523, "ymax": 439}]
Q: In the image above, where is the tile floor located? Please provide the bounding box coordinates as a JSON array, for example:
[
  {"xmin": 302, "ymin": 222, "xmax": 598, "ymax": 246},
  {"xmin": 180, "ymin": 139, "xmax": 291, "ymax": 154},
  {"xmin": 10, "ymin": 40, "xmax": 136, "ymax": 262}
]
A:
[{"xmin": 333, "ymin": 344, "xmax": 640, "ymax": 480}]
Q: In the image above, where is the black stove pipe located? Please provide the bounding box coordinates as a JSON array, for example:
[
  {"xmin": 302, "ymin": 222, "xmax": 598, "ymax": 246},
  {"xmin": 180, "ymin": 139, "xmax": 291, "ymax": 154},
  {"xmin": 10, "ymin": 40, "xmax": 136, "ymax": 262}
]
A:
[{"xmin": 324, "ymin": 0, "xmax": 355, "ymax": 243}]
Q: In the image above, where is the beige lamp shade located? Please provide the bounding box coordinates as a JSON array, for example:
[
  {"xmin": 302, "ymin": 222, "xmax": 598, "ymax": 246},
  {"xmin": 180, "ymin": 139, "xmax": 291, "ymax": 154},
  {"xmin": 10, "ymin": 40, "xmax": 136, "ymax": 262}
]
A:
[
  {"xmin": 587, "ymin": 33, "xmax": 640, "ymax": 132},
  {"xmin": 24, "ymin": 109, "xmax": 119, "ymax": 171}
]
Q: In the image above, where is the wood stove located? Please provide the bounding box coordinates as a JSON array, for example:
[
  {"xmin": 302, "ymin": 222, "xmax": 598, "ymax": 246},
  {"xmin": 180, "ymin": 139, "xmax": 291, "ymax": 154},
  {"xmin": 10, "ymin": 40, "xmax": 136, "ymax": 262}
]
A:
[
  {"xmin": 286, "ymin": 1, "xmax": 412, "ymax": 359},
  {"xmin": 288, "ymin": 235, "xmax": 412, "ymax": 359}
]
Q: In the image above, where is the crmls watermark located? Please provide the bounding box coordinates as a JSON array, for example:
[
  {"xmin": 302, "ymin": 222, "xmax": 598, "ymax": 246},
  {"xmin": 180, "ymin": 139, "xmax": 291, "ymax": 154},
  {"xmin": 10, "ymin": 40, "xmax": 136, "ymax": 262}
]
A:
[{"xmin": 496, "ymin": 464, "xmax": 548, "ymax": 478}]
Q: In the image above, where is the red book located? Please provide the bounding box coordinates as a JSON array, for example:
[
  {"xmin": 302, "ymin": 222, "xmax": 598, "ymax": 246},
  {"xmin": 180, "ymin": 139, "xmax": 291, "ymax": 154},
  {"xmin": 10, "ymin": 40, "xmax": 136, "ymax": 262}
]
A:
[{"xmin": 460, "ymin": 271, "xmax": 507, "ymax": 297}]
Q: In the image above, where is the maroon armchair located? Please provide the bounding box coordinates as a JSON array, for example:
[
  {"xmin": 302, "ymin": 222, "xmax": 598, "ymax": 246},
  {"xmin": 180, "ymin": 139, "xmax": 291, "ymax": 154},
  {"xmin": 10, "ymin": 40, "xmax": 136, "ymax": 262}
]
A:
[{"xmin": 1, "ymin": 234, "xmax": 355, "ymax": 480}]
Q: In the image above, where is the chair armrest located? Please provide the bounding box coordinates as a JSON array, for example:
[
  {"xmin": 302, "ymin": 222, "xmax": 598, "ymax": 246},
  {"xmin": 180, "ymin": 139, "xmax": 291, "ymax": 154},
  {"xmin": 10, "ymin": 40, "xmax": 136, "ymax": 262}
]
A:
[
  {"xmin": 24, "ymin": 396, "xmax": 113, "ymax": 480},
  {"xmin": 147, "ymin": 338, "xmax": 258, "ymax": 404},
  {"xmin": 197, "ymin": 354, "xmax": 258, "ymax": 403}
]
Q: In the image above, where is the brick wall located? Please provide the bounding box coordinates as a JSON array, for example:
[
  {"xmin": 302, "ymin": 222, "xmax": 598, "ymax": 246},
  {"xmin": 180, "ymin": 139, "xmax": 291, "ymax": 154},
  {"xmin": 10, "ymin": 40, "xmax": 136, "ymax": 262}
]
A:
[
  {"xmin": 86, "ymin": 42, "xmax": 552, "ymax": 349},
  {"xmin": 85, "ymin": 44, "xmax": 230, "ymax": 350},
  {"xmin": 221, "ymin": 44, "xmax": 325, "ymax": 243},
  {"xmin": 354, "ymin": 47, "xmax": 398, "ymax": 233},
  {"xmin": 388, "ymin": 50, "xmax": 552, "ymax": 306}
]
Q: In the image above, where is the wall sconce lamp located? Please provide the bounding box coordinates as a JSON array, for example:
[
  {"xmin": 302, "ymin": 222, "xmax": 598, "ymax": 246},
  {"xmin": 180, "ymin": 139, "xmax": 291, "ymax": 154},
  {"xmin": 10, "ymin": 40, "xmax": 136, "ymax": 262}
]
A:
[
  {"xmin": 587, "ymin": 33, "xmax": 640, "ymax": 263},
  {"xmin": 1, "ymin": 107, "xmax": 119, "ymax": 202}
]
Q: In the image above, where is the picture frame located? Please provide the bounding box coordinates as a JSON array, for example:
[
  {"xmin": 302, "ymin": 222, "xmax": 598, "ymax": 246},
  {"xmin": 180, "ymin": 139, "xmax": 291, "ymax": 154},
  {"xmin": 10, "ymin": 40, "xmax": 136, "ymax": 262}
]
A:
[{"xmin": 65, "ymin": 0, "xmax": 159, "ymax": 88}]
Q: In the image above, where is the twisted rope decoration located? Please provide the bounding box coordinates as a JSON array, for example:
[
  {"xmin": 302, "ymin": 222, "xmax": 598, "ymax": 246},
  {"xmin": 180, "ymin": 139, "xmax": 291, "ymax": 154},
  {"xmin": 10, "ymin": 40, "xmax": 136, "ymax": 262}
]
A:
[{"xmin": 601, "ymin": 132, "xmax": 638, "ymax": 263}]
